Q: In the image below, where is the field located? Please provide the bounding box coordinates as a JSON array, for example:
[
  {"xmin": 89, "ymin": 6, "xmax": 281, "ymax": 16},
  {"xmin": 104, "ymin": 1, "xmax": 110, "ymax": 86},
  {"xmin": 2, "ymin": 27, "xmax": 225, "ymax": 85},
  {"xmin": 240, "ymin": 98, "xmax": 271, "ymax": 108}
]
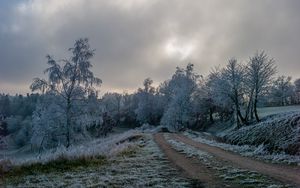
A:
[
  {"xmin": 2, "ymin": 133, "xmax": 192, "ymax": 187},
  {"xmin": 258, "ymin": 105, "xmax": 300, "ymax": 118},
  {"xmin": 2, "ymin": 130, "xmax": 300, "ymax": 187}
]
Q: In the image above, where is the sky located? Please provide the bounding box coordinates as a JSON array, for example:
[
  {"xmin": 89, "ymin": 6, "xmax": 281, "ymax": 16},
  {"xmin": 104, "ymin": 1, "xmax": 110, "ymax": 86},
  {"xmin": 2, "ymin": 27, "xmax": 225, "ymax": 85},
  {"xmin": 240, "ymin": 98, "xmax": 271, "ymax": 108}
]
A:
[{"xmin": 0, "ymin": 0, "xmax": 300, "ymax": 95}]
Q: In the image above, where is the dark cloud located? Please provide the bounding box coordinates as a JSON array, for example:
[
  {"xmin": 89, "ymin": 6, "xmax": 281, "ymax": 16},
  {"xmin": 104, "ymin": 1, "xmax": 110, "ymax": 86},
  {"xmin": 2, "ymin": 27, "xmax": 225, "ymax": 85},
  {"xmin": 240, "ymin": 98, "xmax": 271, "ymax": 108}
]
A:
[{"xmin": 1, "ymin": 0, "xmax": 300, "ymax": 94}]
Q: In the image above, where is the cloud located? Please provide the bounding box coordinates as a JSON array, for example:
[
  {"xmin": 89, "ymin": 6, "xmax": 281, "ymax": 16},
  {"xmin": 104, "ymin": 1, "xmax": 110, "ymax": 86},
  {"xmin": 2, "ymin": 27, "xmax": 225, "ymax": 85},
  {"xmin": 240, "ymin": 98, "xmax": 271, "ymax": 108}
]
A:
[{"xmin": 0, "ymin": 0, "xmax": 300, "ymax": 94}]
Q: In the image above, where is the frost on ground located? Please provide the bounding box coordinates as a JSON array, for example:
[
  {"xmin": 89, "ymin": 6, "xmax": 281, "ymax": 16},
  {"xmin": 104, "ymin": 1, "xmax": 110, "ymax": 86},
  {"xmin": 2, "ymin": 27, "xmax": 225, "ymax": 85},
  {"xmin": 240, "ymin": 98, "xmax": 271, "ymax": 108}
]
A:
[
  {"xmin": 1, "ymin": 130, "xmax": 140, "ymax": 166},
  {"xmin": 184, "ymin": 112, "xmax": 300, "ymax": 165},
  {"xmin": 223, "ymin": 112, "xmax": 300, "ymax": 156},
  {"xmin": 184, "ymin": 130, "xmax": 300, "ymax": 165},
  {"xmin": 257, "ymin": 105, "xmax": 300, "ymax": 118},
  {"xmin": 3, "ymin": 132, "xmax": 192, "ymax": 187},
  {"xmin": 164, "ymin": 134, "xmax": 293, "ymax": 188}
]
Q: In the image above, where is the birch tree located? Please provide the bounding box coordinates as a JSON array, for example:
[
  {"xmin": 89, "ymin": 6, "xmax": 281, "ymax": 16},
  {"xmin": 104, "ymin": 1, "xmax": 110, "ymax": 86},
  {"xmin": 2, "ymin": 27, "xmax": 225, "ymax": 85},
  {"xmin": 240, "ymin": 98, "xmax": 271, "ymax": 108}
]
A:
[{"xmin": 30, "ymin": 38, "xmax": 102, "ymax": 147}]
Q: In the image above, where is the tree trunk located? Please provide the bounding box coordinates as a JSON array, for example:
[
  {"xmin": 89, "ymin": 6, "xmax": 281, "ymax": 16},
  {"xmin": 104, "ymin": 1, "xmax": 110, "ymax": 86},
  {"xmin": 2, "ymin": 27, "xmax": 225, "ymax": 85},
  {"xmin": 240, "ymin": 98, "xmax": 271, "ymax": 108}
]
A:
[
  {"xmin": 66, "ymin": 97, "xmax": 71, "ymax": 148},
  {"xmin": 209, "ymin": 108, "xmax": 214, "ymax": 123},
  {"xmin": 234, "ymin": 97, "xmax": 245, "ymax": 126},
  {"xmin": 253, "ymin": 93, "xmax": 260, "ymax": 122},
  {"xmin": 39, "ymin": 135, "xmax": 46, "ymax": 154},
  {"xmin": 237, "ymin": 110, "xmax": 246, "ymax": 124},
  {"xmin": 233, "ymin": 88, "xmax": 246, "ymax": 125},
  {"xmin": 250, "ymin": 102, "xmax": 254, "ymax": 120},
  {"xmin": 245, "ymin": 89, "xmax": 254, "ymax": 122},
  {"xmin": 236, "ymin": 111, "xmax": 241, "ymax": 128}
]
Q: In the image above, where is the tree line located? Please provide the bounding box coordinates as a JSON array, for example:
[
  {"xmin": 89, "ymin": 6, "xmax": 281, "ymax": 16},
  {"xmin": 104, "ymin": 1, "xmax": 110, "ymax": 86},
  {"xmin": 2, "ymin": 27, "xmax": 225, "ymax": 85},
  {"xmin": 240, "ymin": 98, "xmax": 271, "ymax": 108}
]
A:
[{"xmin": 1, "ymin": 38, "xmax": 300, "ymax": 150}]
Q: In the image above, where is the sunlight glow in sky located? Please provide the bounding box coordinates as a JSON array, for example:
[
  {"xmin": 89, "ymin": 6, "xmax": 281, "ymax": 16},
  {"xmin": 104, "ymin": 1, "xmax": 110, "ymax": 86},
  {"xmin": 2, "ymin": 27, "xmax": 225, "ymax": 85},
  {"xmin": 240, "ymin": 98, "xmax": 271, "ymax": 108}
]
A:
[{"xmin": 165, "ymin": 38, "xmax": 196, "ymax": 60}]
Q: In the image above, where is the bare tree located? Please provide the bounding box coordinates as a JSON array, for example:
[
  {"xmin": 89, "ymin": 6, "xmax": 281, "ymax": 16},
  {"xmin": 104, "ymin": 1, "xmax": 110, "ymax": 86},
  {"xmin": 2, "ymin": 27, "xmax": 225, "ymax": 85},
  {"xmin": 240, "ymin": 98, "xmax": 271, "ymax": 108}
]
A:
[
  {"xmin": 222, "ymin": 58, "xmax": 246, "ymax": 126},
  {"xmin": 30, "ymin": 38, "xmax": 102, "ymax": 147},
  {"xmin": 246, "ymin": 51, "xmax": 276, "ymax": 122}
]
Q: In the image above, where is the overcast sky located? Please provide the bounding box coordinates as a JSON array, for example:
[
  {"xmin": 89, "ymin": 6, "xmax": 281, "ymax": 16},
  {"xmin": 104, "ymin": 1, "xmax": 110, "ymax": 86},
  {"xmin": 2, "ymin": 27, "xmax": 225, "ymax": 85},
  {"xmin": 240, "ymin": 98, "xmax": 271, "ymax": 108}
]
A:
[{"xmin": 0, "ymin": 0, "xmax": 300, "ymax": 94}]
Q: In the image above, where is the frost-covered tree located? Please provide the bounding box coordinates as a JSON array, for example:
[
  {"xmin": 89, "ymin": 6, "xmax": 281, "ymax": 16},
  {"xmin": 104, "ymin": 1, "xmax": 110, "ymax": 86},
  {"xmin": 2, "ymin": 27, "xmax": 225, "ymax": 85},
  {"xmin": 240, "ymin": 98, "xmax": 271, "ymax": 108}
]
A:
[
  {"xmin": 101, "ymin": 92, "xmax": 123, "ymax": 125},
  {"xmin": 206, "ymin": 67, "xmax": 234, "ymax": 122},
  {"xmin": 6, "ymin": 115, "xmax": 32, "ymax": 147},
  {"xmin": 189, "ymin": 77, "xmax": 215, "ymax": 130},
  {"xmin": 222, "ymin": 58, "xmax": 246, "ymax": 126},
  {"xmin": 0, "ymin": 94, "xmax": 40, "ymax": 148},
  {"xmin": 0, "ymin": 94, "xmax": 39, "ymax": 118},
  {"xmin": 30, "ymin": 38, "xmax": 102, "ymax": 147},
  {"xmin": 31, "ymin": 97, "xmax": 66, "ymax": 150},
  {"xmin": 246, "ymin": 51, "xmax": 276, "ymax": 122},
  {"xmin": 270, "ymin": 76, "xmax": 294, "ymax": 106},
  {"xmin": 0, "ymin": 95, "xmax": 10, "ymax": 117},
  {"xmin": 295, "ymin": 78, "xmax": 300, "ymax": 92},
  {"xmin": 135, "ymin": 78, "xmax": 162, "ymax": 125},
  {"xmin": 160, "ymin": 63, "xmax": 199, "ymax": 131},
  {"xmin": 294, "ymin": 78, "xmax": 300, "ymax": 104},
  {"xmin": 206, "ymin": 65, "xmax": 245, "ymax": 125},
  {"xmin": 119, "ymin": 93, "xmax": 139, "ymax": 127}
]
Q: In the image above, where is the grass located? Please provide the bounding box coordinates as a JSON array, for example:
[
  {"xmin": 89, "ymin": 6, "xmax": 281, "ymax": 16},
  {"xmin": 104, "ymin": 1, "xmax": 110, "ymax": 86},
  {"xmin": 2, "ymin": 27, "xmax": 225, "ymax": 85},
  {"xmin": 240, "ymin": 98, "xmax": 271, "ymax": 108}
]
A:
[
  {"xmin": 1, "ymin": 133, "xmax": 143, "ymax": 185},
  {"xmin": 3, "ymin": 155, "xmax": 107, "ymax": 181},
  {"xmin": 258, "ymin": 105, "xmax": 300, "ymax": 118},
  {"xmin": 117, "ymin": 146, "xmax": 137, "ymax": 157},
  {"xmin": 3, "ymin": 134, "xmax": 192, "ymax": 187},
  {"xmin": 1, "ymin": 131, "xmax": 145, "ymax": 185},
  {"xmin": 3, "ymin": 147, "xmax": 140, "ymax": 185}
]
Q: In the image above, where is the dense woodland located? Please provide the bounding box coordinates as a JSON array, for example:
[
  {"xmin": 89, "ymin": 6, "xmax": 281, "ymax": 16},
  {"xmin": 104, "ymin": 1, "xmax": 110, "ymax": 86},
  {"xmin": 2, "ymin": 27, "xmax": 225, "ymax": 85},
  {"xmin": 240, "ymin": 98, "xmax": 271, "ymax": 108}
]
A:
[{"xmin": 1, "ymin": 38, "xmax": 300, "ymax": 151}]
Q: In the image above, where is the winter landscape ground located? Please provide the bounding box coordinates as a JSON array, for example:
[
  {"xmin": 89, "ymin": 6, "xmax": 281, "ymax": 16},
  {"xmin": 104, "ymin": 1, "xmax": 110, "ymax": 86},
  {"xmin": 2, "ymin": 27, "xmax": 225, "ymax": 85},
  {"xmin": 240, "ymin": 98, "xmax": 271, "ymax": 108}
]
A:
[{"xmin": 1, "ymin": 106, "xmax": 300, "ymax": 187}]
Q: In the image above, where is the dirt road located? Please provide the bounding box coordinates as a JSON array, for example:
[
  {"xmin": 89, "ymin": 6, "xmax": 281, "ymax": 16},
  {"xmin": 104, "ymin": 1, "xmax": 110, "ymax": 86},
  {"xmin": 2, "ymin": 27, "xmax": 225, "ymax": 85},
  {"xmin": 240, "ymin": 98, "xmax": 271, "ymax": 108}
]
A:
[
  {"xmin": 154, "ymin": 133, "xmax": 300, "ymax": 187},
  {"xmin": 153, "ymin": 133, "xmax": 225, "ymax": 187}
]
